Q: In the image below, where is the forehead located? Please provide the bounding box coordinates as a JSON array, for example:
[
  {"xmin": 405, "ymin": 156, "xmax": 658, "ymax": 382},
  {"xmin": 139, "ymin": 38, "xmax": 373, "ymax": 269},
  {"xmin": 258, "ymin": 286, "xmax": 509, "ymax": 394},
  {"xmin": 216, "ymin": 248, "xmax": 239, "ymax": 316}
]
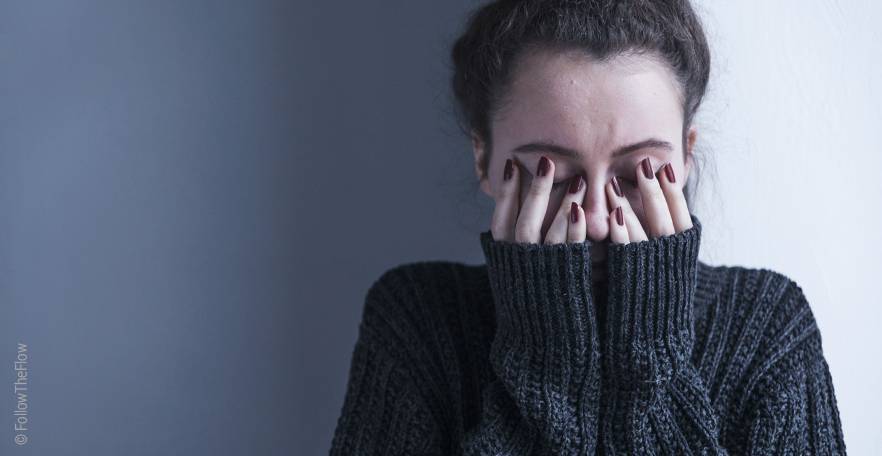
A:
[{"xmin": 493, "ymin": 48, "xmax": 684, "ymax": 152}]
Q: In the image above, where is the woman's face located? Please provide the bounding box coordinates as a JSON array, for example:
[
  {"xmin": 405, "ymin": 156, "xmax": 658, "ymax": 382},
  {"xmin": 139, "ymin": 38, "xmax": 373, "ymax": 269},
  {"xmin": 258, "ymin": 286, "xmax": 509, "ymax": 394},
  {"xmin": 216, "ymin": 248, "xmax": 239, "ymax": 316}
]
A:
[{"xmin": 474, "ymin": 48, "xmax": 696, "ymax": 262}]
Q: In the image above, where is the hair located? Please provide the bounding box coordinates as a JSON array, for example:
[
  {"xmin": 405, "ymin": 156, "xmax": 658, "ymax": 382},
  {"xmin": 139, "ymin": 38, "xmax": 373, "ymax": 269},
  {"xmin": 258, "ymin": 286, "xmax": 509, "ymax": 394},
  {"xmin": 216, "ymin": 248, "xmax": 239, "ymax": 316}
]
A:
[{"xmin": 450, "ymin": 0, "xmax": 711, "ymax": 208}]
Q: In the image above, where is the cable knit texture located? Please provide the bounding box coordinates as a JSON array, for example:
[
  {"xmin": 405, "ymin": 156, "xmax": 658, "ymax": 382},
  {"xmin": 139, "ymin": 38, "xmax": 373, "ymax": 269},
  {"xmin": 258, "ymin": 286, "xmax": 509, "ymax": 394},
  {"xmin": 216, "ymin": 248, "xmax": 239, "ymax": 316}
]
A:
[{"xmin": 329, "ymin": 213, "xmax": 846, "ymax": 455}]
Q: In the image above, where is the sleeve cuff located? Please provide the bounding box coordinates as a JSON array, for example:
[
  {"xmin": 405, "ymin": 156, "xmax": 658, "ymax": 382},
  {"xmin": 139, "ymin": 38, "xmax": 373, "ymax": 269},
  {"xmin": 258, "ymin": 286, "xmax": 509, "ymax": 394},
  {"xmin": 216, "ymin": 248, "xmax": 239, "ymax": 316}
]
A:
[
  {"xmin": 601, "ymin": 213, "xmax": 703, "ymax": 389},
  {"xmin": 478, "ymin": 231, "xmax": 599, "ymax": 402}
]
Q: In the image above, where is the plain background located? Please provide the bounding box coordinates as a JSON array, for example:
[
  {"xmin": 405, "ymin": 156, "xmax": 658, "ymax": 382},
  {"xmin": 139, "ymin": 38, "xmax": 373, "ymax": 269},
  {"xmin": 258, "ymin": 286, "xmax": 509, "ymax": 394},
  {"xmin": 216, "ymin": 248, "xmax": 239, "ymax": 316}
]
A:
[{"xmin": 1, "ymin": 1, "xmax": 879, "ymax": 455}]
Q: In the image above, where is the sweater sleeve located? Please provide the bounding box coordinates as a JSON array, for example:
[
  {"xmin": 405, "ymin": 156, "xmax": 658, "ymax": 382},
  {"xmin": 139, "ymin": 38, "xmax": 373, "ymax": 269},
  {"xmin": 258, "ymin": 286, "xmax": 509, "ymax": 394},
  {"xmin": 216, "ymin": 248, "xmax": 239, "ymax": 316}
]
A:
[
  {"xmin": 329, "ymin": 267, "xmax": 446, "ymax": 456},
  {"xmin": 739, "ymin": 278, "xmax": 847, "ymax": 455},
  {"xmin": 597, "ymin": 212, "xmax": 725, "ymax": 454},
  {"xmin": 464, "ymin": 231, "xmax": 602, "ymax": 455},
  {"xmin": 596, "ymin": 213, "xmax": 847, "ymax": 455}
]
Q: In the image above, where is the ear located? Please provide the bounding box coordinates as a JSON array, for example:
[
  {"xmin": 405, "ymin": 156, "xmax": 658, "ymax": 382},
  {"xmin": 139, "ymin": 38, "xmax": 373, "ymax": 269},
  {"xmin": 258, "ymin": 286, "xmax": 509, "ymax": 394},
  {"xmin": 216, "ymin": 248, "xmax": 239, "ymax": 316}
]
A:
[
  {"xmin": 471, "ymin": 131, "xmax": 493, "ymax": 198},
  {"xmin": 684, "ymin": 125, "xmax": 698, "ymax": 182}
]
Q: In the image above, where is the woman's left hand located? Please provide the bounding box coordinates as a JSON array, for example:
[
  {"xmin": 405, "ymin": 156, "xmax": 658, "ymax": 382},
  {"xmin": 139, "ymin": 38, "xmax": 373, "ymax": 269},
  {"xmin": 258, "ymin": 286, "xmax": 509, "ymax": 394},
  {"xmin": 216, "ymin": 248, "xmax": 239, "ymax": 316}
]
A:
[{"xmin": 605, "ymin": 156, "xmax": 693, "ymax": 244}]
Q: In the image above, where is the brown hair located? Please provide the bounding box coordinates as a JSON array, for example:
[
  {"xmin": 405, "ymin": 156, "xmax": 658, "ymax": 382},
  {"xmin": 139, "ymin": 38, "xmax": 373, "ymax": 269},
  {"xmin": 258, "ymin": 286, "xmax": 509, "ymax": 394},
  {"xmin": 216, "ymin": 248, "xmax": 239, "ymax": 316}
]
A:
[{"xmin": 450, "ymin": 0, "xmax": 711, "ymax": 207}]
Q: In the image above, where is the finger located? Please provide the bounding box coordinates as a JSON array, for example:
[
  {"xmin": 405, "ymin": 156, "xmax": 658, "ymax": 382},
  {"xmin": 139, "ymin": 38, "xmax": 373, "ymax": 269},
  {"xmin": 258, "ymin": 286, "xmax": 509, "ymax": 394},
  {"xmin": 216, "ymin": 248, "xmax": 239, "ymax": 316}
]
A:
[
  {"xmin": 544, "ymin": 174, "xmax": 587, "ymax": 245},
  {"xmin": 489, "ymin": 158, "xmax": 520, "ymax": 242},
  {"xmin": 515, "ymin": 155, "xmax": 554, "ymax": 243},
  {"xmin": 608, "ymin": 205, "xmax": 629, "ymax": 244},
  {"xmin": 567, "ymin": 202, "xmax": 586, "ymax": 243},
  {"xmin": 657, "ymin": 161, "xmax": 694, "ymax": 233},
  {"xmin": 605, "ymin": 175, "xmax": 647, "ymax": 242},
  {"xmin": 636, "ymin": 156, "xmax": 675, "ymax": 238}
]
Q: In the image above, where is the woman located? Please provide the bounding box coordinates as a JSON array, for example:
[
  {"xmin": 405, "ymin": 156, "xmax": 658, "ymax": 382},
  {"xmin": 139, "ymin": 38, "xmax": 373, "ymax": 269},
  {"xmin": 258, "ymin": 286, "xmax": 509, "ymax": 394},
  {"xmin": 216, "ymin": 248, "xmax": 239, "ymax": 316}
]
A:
[{"xmin": 330, "ymin": 0, "xmax": 846, "ymax": 454}]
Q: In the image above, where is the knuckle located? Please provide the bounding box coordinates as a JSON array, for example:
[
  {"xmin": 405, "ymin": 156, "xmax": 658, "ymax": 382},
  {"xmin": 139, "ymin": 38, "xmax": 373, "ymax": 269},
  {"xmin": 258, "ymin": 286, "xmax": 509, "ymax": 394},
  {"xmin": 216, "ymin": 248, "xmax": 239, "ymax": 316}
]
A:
[
  {"xmin": 642, "ymin": 181, "xmax": 663, "ymax": 197},
  {"xmin": 527, "ymin": 177, "xmax": 550, "ymax": 197},
  {"xmin": 556, "ymin": 201, "xmax": 572, "ymax": 218},
  {"xmin": 527, "ymin": 185, "xmax": 547, "ymax": 199},
  {"xmin": 495, "ymin": 182, "xmax": 515, "ymax": 200}
]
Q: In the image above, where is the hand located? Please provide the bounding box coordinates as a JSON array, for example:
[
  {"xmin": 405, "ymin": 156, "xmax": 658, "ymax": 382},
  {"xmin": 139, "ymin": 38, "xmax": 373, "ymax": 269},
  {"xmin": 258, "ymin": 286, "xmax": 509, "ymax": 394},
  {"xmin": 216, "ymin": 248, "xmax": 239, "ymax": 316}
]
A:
[
  {"xmin": 605, "ymin": 156, "xmax": 693, "ymax": 245},
  {"xmin": 489, "ymin": 154, "xmax": 693, "ymax": 246},
  {"xmin": 490, "ymin": 155, "xmax": 588, "ymax": 244}
]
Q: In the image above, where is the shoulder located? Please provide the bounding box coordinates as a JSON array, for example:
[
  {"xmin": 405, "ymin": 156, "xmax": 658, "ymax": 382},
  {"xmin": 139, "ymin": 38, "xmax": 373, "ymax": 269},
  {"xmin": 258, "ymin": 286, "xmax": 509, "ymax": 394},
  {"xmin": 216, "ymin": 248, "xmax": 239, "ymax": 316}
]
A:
[
  {"xmin": 694, "ymin": 261, "xmax": 821, "ymax": 355},
  {"xmin": 698, "ymin": 261, "xmax": 814, "ymax": 315},
  {"xmin": 357, "ymin": 260, "xmax": 493, "ymax": 364},
  {"xmin": 363, "ymin": 260, "xmax": 489, "ymax": 313}
]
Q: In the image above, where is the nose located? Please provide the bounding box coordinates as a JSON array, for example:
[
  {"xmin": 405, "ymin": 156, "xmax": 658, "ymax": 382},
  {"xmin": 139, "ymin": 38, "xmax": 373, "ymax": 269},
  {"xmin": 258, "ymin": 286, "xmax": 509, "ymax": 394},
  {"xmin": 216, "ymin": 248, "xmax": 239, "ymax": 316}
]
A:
[{"xmin": 581, "ymin": 177, "xmax": 611, "ymax": 243}]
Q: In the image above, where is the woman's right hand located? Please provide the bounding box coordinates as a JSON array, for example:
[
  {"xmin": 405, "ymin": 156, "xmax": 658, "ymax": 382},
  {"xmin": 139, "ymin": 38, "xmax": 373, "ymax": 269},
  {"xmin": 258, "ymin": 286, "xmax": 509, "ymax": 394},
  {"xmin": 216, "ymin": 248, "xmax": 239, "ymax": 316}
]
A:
[{"xmin": 490, "ymin": 155, "xmax": 589, "ymax": 245}]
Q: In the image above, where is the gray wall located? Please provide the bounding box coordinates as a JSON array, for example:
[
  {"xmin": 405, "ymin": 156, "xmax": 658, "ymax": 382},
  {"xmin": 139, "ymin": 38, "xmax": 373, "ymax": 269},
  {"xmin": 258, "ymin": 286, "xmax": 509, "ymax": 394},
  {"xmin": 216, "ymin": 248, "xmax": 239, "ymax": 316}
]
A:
[
  {"xmin": 6, "ymin": 1, "xmax": 876, "ymax": 454},
  {"xmin": 0, "ymin": 1, "xmax": 484, "ymax": 454}
]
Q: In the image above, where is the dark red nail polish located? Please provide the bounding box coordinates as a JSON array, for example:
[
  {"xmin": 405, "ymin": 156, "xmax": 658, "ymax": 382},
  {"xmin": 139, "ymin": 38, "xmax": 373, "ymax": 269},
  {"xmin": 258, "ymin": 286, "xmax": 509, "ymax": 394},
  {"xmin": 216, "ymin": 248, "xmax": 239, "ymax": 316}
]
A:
[
  {"xmin": 641, "ymin": 157, "xmax": 653, "ymax": 179},
  {"xmin": 615, "ymin": 206, "xmax": 624, "ymax": 226},
  {"xmin": 537, "ymin": 156, "xmax": 550, "ymax": 177},
  {"xmin": 611, "ymin": 176, "xmax": 624, "ymax": 197},
  {"xmin": 567, "ymin": 175, "xmax": 583, "ymax": 194},
  {"xmin": 663, "ymin": 162, "xmax": 676, "ymax": 183},
  {"xmin": 503, "ymin": 159, "xmax": 513, "ymax": 181},
  {"xmin": 570, "ymin": 202, "xmax": 579, "ymax": 224}
]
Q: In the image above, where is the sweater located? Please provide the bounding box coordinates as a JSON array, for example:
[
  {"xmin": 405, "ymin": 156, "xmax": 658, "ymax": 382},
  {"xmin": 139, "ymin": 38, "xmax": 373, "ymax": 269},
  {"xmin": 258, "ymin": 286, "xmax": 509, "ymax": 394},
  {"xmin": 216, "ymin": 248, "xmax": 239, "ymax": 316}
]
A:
[{"xmin": 329, "ymin": 213, "xmax": 846, "ymax": 455}]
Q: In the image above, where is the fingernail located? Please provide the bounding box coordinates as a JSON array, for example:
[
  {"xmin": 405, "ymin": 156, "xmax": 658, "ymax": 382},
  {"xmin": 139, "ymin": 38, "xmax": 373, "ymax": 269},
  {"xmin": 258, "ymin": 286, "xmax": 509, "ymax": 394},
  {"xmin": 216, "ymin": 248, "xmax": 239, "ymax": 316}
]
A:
[
  {"xmin": 537, "ymin": 156, "xmax": 550, "ymax": 177},
  {"xmin": 615, "ymin": 206, "xmax": 624, "ymax": 226},
  {"xmin": 570, "ymin": 202, "xmax": 579, "ymax": 224},
  {"xmin": 611, "ymin": 176, "xmax": 624, "ymax": 197},
  {"xmin": 503, "ymin": 159, "xmax": 513, "ymax": 181},
  {"xmin": 567, "ymin": 175, "xmax": 583, "ymax": 194},
  {"xmin": 641, "ymin": 157, "xmax": 653, "ymax": 179},
  {"xmin": 663, "ymin": 162, "xmax": 676, "ymax": 183}
]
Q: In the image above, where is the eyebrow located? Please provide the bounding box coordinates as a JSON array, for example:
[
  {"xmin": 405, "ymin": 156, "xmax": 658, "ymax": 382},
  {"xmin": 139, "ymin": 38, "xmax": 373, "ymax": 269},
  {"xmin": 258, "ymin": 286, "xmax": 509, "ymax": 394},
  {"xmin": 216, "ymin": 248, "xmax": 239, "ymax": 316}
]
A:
[{"xmin": 512, "ymin": 138, "xmax": 674, "ymax": 159}]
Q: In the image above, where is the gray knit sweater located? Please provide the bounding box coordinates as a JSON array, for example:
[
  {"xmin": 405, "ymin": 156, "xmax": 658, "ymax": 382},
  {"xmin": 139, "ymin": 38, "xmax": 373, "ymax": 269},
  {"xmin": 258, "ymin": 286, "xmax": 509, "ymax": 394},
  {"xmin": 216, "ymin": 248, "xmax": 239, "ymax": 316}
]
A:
[{"xmin": 329, "ymin": 214, "xmax": 846, "ymax": 455}]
